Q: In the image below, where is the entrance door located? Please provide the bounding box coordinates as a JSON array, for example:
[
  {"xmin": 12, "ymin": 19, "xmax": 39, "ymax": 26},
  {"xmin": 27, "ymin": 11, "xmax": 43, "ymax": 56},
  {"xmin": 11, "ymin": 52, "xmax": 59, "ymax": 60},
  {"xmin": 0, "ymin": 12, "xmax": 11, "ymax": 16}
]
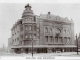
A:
[
  {"xmin": 25, "ymin": 48, "xmax": 28, "ymax": 53},
  {"xmin": 55, "ymin": 48, "xmax": 61, "ymax": 53},
  {"xmin": 14, "ymin": 48, "xmax": 21, "ymax": 54},
  {"xmin": 43, "ymin": 48, "xmax": 47, "ymax": 53}
]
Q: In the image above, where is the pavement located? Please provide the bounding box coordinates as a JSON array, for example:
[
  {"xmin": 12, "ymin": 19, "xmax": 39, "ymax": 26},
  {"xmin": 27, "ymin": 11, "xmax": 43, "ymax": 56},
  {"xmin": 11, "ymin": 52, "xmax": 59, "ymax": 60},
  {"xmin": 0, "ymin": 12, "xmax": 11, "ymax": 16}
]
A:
[
  {"xmin": 0, "ymin": 52, "xmax": 80, "ymax": 57},
  {"xmin": 0, "ymin": 52, "xmax": 80, "ymax": 60}
]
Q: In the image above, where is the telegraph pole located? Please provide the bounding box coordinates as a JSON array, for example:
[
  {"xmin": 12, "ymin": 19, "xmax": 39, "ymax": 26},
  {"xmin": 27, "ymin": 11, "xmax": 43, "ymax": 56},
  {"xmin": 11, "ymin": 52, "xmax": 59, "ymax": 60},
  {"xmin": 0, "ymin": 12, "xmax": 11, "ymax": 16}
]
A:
[{"xmin": 76, "ymin": 34, "xmax": 79, "ymax": 55}]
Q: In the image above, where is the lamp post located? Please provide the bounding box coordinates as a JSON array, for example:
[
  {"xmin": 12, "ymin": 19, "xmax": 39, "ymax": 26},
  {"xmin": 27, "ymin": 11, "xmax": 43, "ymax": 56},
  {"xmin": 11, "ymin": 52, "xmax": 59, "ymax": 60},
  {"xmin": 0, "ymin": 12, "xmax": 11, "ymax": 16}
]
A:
[
  {"xmin": 32, "ymin": 23, "xmax": 33, "ymax": 57},
  {"xmin": 76, "ymin": 34, "xmax": 78, "ymax": 55}
]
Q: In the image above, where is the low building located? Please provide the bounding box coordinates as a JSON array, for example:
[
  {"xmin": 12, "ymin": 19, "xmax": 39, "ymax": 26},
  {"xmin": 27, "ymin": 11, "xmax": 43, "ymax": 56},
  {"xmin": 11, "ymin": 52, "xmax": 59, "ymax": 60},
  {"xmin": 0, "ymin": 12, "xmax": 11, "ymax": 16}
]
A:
[{"xmin": 8, "ymin": 4, "xmax": 76, "ymax": 54}]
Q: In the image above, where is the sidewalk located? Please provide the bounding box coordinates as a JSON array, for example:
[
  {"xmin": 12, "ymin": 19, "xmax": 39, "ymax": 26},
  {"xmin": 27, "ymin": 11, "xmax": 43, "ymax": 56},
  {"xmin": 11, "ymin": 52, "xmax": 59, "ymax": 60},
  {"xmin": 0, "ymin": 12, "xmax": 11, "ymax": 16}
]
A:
[
  {"xmin": 0, "ymin": 52, "xmax": 80, "ymax": 57},
  {"xmin": 32, "ymin": 52, "xmax": 80, "ymax": 57}
]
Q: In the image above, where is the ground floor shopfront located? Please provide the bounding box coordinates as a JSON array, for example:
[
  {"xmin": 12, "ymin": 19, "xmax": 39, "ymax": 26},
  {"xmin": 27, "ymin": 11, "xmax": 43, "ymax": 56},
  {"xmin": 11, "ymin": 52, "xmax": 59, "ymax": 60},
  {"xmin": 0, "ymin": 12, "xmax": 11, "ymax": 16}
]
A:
[{"xmin": 10, "ymin": 45, "xmax": 77, "ymax": 54}]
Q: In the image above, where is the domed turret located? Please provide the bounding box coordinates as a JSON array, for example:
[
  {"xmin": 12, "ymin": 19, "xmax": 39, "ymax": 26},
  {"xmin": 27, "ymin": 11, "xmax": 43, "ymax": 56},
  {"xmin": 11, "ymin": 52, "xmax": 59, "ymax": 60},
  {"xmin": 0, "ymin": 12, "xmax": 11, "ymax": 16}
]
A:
[{"xmin": 22, "ymin": 4, "xmax": 34, "ymax": 18}]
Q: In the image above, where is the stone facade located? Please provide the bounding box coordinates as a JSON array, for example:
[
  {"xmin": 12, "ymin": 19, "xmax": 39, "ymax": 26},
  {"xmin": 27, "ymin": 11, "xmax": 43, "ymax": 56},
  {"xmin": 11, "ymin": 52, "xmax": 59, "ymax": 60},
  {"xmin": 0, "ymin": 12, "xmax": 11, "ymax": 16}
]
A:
[{"xmin": 8, "ymin": 4, "xmax": 76, "ymax": 53}]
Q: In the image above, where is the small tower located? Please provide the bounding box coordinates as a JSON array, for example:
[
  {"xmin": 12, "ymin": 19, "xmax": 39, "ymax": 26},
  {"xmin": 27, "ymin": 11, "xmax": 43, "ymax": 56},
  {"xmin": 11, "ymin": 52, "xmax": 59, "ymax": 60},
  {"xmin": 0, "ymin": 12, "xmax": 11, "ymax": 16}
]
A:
[
  {"xmin": 79, "ymin": 33, "xmax": 80, "ymax": 37},
  {"xmin": 47, "ymin": 12, "xmax": 51, "ymax": 19},
  {"xmin": 22, "ymin": 4, "xmax": 34, "ymax": 18}
]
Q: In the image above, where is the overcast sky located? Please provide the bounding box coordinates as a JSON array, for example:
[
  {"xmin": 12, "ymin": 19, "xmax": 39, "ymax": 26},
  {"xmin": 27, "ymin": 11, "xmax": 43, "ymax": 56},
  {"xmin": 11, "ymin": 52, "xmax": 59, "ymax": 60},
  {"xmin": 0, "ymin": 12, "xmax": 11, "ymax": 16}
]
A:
[{"xmin": 0, "ymin": 3, "xmax": 80, "ymax": 47}]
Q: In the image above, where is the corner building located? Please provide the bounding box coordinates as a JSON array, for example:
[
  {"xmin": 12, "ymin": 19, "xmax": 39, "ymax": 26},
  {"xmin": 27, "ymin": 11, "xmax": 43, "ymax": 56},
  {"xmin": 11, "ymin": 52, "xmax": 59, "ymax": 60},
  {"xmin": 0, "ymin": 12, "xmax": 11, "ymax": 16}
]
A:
[{"xmin": 8, "ymin": 4, "xmax": 76, "ymax": 53}]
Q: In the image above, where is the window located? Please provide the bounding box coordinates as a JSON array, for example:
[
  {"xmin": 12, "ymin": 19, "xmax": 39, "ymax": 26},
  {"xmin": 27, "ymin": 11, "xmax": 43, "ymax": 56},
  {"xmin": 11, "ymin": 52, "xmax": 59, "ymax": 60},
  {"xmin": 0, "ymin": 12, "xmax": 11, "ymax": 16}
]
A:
[
  {"xmin": 34, "ymin": 18, "xmax": 36, "ymax": 22},
  {"xmin": 49, "ymin": 36, "xmax": 52, "ymax": 42},
  {"xmin": 67, "ymin": 37, "xmax": 70, "ymax": 43},
  {"xmin": 29, "ymin": 26, "xmax": 31, "ymax": 30},
  {"xmin": 15, "ymin": 39, "xmax": 16, "ymax": 42},
  {"xmin": 55, "ymin": 37, "xmax": 58, "ymax": 43},
  {"xmin": 21, "ymin": 35, "xmax": 23, "ymax": 39},
  {"xmin": 45, "ymin": 36, "xmax": 48, "ymax": 42},
  {"xmin": 64, "ymin": 37, "xmax": 67, "ymax": 44},
  {"xmin": 21, "ymin": 27, "xmax": 23, "ymax": 31},
  {"xmin": 17, "ymin": 31, "xmax": 19, "ymax": 33},
  {"xmin": 33, "ymin": 26, "xmax": 36, "ymax": 31},
  {"xmin": 25, "ymin": 34, "xmax": 28, "ymax": 38},
  {"xmin": 33, "ymin": 34, "xmax": 36, "ymax": 38},
  {"xmin": 24, "ymin": 41, "xmax": 27, "ymax": 45},
  {"xmin": 64, "ymin": 30, "xmax": 66, "ymax": 34},
  {"xmin": 50, "ymin": 28, "xmax": 52, "ymax": 33},
  {"xmin": 17, "ymin": 38, "xmax": 19, "ymax": 41},
  {"xmin": 27, "ymin": 18, "xmax": 29, "ymax": 21},
  {"xmin": 12, "ymin": 34, "xmax": 14, "ymax": 36},
  {"xmin": 20, "ymin": 41, "xmax": 22, "ymax": 45},
  {"xmin": 59, "ymin": 37, "xmax": 62, "ymax": 42},
  {"xmin": 13, "ymin": 40, "xmax": 14, "ymax": 43},
  {"xmin": 37, "ymin": 29, "xmax": 39, "ymax": 32},
  {"xmin": 26, "ymin": 26, "xmax": 28, "ymax": 30},
  {"xmin": 68, "ymin": 30, "xmax": 70, "ymax": 34},
  {"xmin": 29, "ymin": 34, "xmax": 32, "ymax": 38},
  {"xmin": 53, "ymin": 37, "xmax": 54, "ymax": 42},
  {"xmin": 29, "ymin": 18, "xmax": 32, "ymax": 21},
  {"xmin": 37, "ymin": 36, "xmax": 39, "ymax": 39},
  {"xmin": 33, "ymin": 41, "xmax": 36, "ymax": 45},
  {"xmin": 56, "ymin": 28, "xmax": 61, "ymax": 37},
  {"xmin": 15, "ymin": 33, "xmax": 16, "ymax": 35},
  {"xmin": 45, "ymin": 27, "xmax": 48, "ymax": 33}
]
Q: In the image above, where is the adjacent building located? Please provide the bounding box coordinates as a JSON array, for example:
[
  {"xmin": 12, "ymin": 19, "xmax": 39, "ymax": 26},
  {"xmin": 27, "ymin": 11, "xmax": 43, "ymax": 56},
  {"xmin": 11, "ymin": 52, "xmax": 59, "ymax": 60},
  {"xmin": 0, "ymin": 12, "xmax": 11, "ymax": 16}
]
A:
[{"xmin": 8, "ymin": 4, "xmax": 76, "ymax": 54}]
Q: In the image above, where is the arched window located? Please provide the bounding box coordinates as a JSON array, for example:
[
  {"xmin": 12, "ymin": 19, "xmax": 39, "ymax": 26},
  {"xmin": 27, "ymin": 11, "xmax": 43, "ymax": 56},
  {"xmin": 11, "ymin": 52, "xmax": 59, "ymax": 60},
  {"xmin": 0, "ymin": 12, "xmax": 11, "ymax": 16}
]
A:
[
  {"xmin": 45, "ymin": 27, "xmax": 48, "ymax": 33},
  {"xmin": 56, "ymin": 28, "xmax": 61, "ymax": 33}
]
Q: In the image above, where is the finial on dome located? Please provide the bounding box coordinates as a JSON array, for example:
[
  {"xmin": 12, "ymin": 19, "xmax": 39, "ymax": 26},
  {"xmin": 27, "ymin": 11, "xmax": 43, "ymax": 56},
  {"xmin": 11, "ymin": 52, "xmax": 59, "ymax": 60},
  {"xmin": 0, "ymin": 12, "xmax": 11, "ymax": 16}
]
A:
[
  {"xmin": 25, "ymin": 3, "xmax": 31, "ymax": 8},
  {"xmin": 48, "ymin": 12, "xmax": 51, "ymax": 14}
]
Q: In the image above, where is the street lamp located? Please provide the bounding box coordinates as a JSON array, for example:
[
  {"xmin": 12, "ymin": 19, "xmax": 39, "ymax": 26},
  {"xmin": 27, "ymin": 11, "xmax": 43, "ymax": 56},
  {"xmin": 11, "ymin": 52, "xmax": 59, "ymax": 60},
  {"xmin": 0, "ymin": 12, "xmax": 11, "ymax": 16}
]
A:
[
  {"xmin": 32, "ymin": 23, "xmax": 33, "ymax": 57},
  {"xmin": 76, "ymin": 34, "xmax": 79, "ymax": 55}
]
